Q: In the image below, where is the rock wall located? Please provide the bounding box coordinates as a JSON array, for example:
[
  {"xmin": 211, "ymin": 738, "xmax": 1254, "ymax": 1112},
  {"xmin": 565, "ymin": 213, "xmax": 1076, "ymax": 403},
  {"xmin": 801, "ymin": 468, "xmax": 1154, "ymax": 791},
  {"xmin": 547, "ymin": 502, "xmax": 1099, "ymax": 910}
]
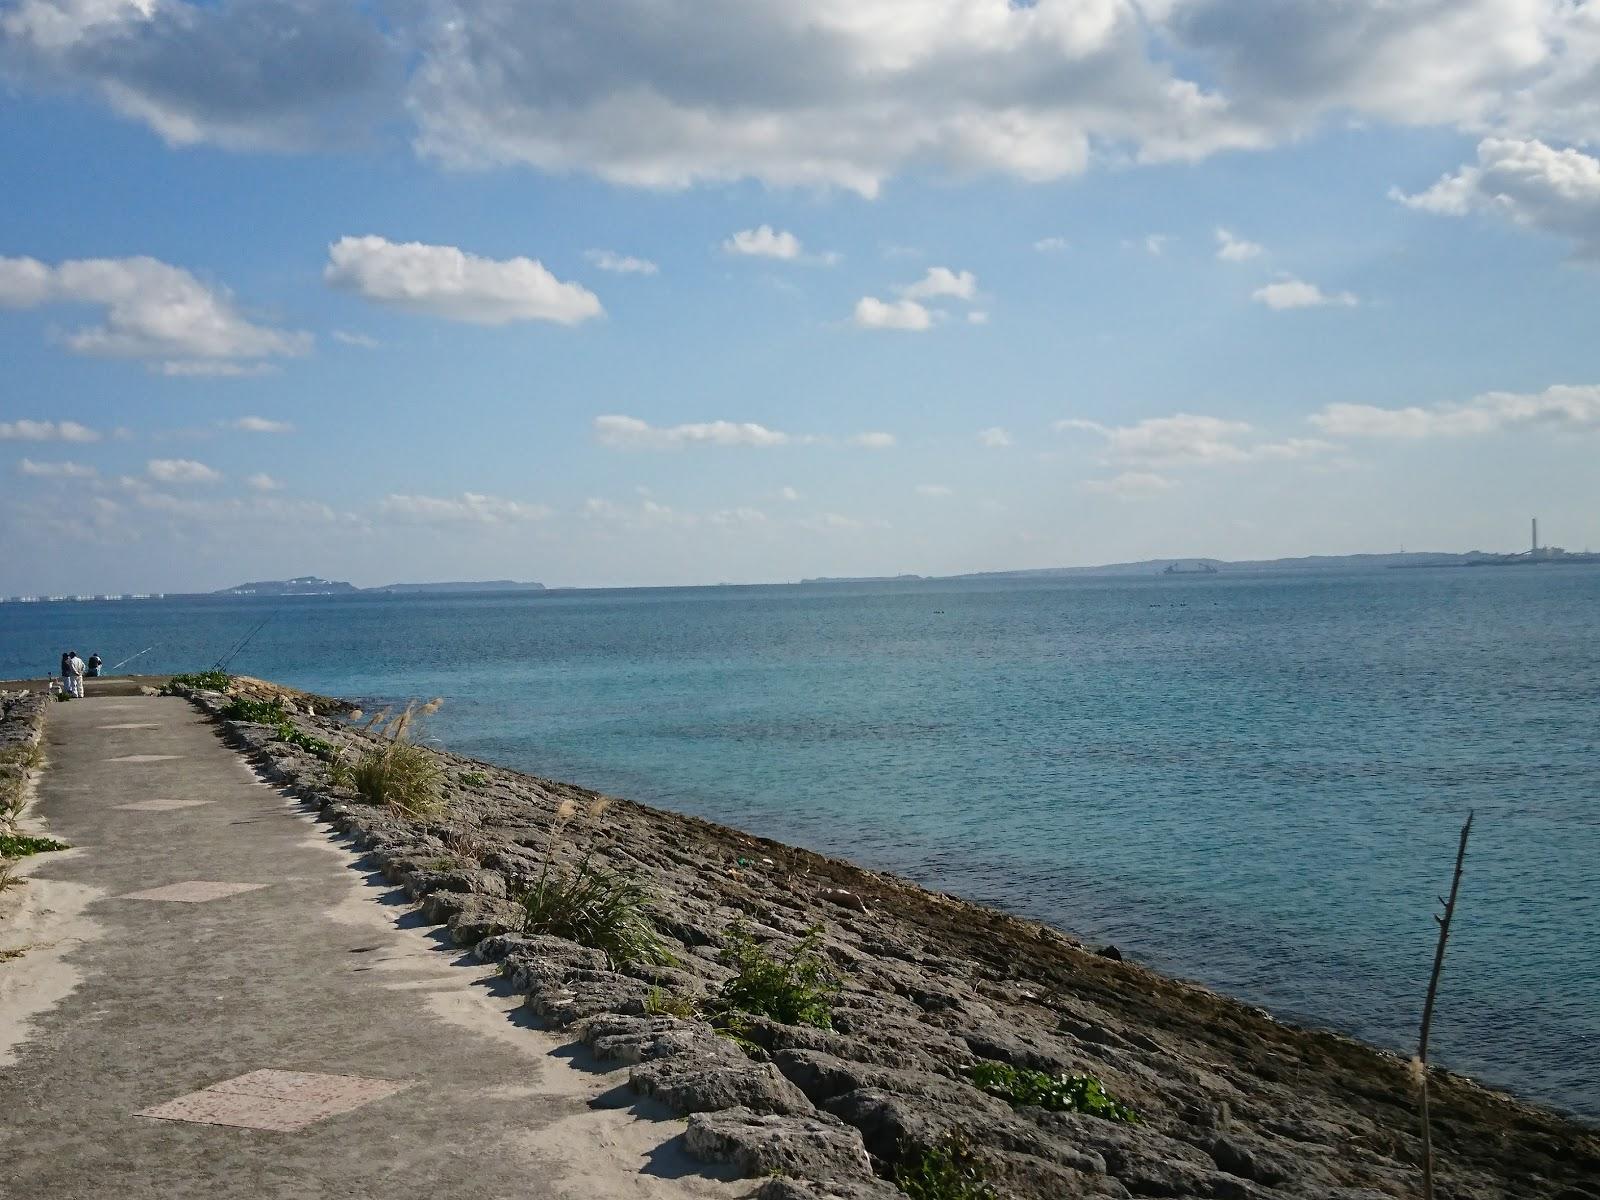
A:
[{"xmin": 181, "ymin": 687, "xmax": 1600, "ymax": 1200}]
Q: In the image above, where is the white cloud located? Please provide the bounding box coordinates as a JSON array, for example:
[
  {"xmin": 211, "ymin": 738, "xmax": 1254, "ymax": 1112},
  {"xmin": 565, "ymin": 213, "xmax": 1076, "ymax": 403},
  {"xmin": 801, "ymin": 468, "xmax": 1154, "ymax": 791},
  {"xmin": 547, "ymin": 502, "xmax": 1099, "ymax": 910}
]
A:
[
  {"xmin": 585, "ymin": 249, "xmax": 659, "ymax": 275},
  {"xmin": 901, "ymin": 267, "xmax": 977, "ymax": 301},
  {"xmin": 245, "ymin": 472, "xmax": 282, "ymax": 491},
  {"xmin": 853, "ymin": 296, "xmax": 932, "ymax": 331},
  {"xmin": 0, "ymin": 419, "xmax": 100, "ymax": 442},
  {"xmin": 332, "ymin": 329, "xmax": 380, "ymax": 348},
  {"xmin": 1079, "ymin": 471, "xmax": 1177, "ymax": 499},
  {"xmin": 1310, "ymin": 383, "xmax": 1600, "ymax": 439},
  {"xmin": 723, "ymin": 226, "xmax": 803, "ymax": 260},
  {"xmin": 147, "ymin": 457, "xmax": 221, "ymax": 484},
  {"xmin": 1059, "ymin": 413, "xmax": 1334, "ymax": 466},
  {"xmin": 1393, "ymin": 137, "xmax": 1600, "ymax": 257},
  {"xmin": 380, "ymin": 491, "xmax": 552, "ymax": 524},
  {"xmin": 595, "ymin": 415, "xmax": 791, "ymax": 450},
  {"xmin": 1251, "ymin": 278, "xmax": 1358, "ymax": 309},
  {"xmin": 848, "ymin": 431, "xmax": 896, "ymax": 449},
  {"xmin": 0, "ymin": 254, "xmax": 310, "ymax": 369},
  {"xmin": 915, "ymin": 484, "xmax": 953, "ymax": 497},
  {"xmin": 967, "ymin": 311, "xmax": 990, "ymax": 325},
  {"xmin": 1033, "ymin": 236, "xmax": 1070, "ymax": 253},
  {"xmin": 778, "ymin": 486, "xmax": 801, "ymax": 501},
  {"xmin": 324, "ymin": 236, "xmax": 603, "ymax": 325},
  {"xmin": 978, "ymin": 427, "xmax": 1013, "ymax": 448},
  {"xmin": 709, "ymin": 506, "xmax": 768, "ymax": 526},
  {"xmin": 18, "ymin": 457, "xmax": 96, "ymax": 478},
  {"xmin": 1143, "ymin": 234, "xmax": 1170, "ymax": 255},
  {"xmin": 1215, "ymin": 227, "xmax": 1264, "ymax": 260},
  {"xmin": 157, "ymin": 360, "xmax": 276, "ymax": 378},
  {"xmin": 229, "ymin": 416, "xmax": 294, "ymax": 434}
]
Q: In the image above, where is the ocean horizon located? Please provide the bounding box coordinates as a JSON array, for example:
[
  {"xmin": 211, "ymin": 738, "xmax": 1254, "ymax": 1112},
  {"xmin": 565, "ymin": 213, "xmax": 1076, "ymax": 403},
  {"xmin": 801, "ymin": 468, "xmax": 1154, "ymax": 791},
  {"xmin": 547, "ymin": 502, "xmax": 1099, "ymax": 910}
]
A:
[{"xmin": 5, "ymin": 566, "xmax": 1597, "ymax": 1121}]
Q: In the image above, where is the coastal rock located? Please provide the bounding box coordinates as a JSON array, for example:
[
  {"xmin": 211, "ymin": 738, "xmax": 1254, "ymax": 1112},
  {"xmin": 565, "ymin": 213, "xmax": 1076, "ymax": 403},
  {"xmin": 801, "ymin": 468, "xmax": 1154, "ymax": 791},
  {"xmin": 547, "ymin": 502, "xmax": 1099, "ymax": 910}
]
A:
[
  {"xmin": 527, "ymin": 968, "xmax": 652, "ymax": 1026},
  {"xmin": 753, "ymin": 1177, "xmax": 902, "ymax": 1200},
  {"xmin": 630, "ymin": 1055, "xmax": 815, "ymax": 1117},
  {"xmin": 773, "ymin": 1049, "xmax": 998, "ymax": 1111},
  {"xmin": 683, "ymin": 1106, "xmax": 873, "ymax": 1179},
  {"xmin": 580, "ymin": 1014, "xmax": 743, "ymax": 1066},
  {"xmin": 446, "ymin": 896, "xmax": 520, "ymax": 946}
]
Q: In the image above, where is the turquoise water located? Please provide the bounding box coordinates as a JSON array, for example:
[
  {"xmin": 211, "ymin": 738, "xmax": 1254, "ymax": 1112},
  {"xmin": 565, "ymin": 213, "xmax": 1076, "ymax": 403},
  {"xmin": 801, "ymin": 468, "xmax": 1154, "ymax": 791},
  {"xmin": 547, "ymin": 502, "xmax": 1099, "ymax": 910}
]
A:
[{"xmin": 5, "ymin": 569, "xmax": 1597, "ymax": 1119}]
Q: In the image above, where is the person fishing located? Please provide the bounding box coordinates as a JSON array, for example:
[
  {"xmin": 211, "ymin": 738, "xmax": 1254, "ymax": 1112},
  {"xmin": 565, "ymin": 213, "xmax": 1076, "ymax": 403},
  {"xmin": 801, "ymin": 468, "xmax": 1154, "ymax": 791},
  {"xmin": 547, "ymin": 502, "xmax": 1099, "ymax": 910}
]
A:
[
  {"xmin": 86, "ymin": 652, "xmax": 102, "ymax": 678},
  {"xmin": 60, "ymin": 651, "xmax": 73, "ymax": 696},
  {"xmin": 66, "ymin": 650, "xmax": 85, "ymax": 698}
]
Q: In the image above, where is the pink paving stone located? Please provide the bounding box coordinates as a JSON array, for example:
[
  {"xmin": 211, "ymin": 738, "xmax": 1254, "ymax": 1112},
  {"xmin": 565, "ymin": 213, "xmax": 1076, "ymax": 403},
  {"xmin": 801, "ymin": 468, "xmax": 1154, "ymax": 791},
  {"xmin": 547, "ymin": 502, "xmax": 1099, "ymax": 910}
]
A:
[
  {"xmin": 115, "ymin": 798, "xmax": 213, "ymax": 812},
  {"xmin": 135, "ymin": 1072, "xmax": 410, "ymax": 1132},
  {"xmin": 119, "ymin": 881, "xmax": 267, "ymax": 903}
]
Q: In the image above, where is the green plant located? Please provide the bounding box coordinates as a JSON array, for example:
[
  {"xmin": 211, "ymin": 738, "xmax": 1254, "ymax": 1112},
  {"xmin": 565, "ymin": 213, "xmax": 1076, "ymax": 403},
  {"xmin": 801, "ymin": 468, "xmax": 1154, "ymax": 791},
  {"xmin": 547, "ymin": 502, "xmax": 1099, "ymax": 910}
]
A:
[
  {"xmin": 516, "ymin": 856, "xmax": 673, "ymax": 969},
  {"xmin": 458, "ymin": 770, "xmax": 488, "ymax": 788},
  {"xmin": 717, "ymin": 923, "xmax": 839, "ymax": 1030},
  {"xmin": 221, "ymin": 695, "xmax": 287, "ymax": 723},
  {"xmin": 645, "ymin": 986, "xmax": 701, "ymax": 1019},
  {"xmin": 893, "ymin": 1136, "xmax": 996, "ymax": 1200},
  {"xmin": 967, "ymin": 1061, "xmax": 1138, "ymax": 1123},
  {"xmin": 276, "ymin": 723, "xmax": 334, "ymax": 760},
  {"xmin": 348, "ymin": 739, "xmax": 444, "ymax": 817},
  {"xmin": 0, "ymin": 832, "xmax": 69, "ymax": 858},
  {"xmin": 164, "ymin": 670, "xmax": 233, "ymax": 693},
  {"xmin": 53, "ymin": 692, "xmax": 72, "ymax": 702},
  {"xmin": 0, "ymin": 746, "xmax": 42, "ymax": 770}
]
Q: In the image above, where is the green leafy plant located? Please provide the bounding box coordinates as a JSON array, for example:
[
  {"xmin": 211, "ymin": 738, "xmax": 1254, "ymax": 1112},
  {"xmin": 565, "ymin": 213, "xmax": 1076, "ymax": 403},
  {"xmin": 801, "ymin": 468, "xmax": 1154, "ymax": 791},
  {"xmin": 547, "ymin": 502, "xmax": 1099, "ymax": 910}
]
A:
[
  {"xmin": 458, "ymin": 770, "xmax": 488, "ymax": 788},
  {"xmin": 717, "ymin": 923, "xmax": 839, "ymax": 1030},
  {"xmin": 221, "ymin": 695, "xmax": 287, "ymax": 723},
  {"xmin": 516, "ymin": 856, "xmax": 673, "ymax": 968},
  {"xmin": 968, "ymin": 1061, "xmax": 1138, "ymax": 1123},
  {"xmin": 0, "ymin": 832, "xmax": 69, "ymax": 858},
  {"xmin": 893, "ymin": 1135, "xmax": 997, "ymax": 1200},
  {"xmin": 164, "ymin": 670, "xmax": 233, "ymax": 693}
]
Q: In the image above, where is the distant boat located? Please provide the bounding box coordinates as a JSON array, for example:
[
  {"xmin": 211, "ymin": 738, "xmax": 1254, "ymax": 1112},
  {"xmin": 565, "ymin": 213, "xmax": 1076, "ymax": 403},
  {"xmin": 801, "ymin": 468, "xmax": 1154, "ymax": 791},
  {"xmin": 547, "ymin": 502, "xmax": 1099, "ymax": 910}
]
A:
[{"xmin": 1162, "ymin": 562, "xmax": 1218, "ymax": 575}]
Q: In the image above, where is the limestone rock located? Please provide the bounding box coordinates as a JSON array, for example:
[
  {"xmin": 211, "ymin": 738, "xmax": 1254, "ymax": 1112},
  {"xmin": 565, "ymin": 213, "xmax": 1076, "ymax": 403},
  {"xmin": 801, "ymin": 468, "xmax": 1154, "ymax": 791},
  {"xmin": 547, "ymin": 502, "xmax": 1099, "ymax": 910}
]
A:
[
  {"xmin": 684, "ymin": 1106, "xmax": 873, "ymax": 1180},
  {"xmin": 631, "ymin": 1055, "xmax": 816, "ymax": 1116}
]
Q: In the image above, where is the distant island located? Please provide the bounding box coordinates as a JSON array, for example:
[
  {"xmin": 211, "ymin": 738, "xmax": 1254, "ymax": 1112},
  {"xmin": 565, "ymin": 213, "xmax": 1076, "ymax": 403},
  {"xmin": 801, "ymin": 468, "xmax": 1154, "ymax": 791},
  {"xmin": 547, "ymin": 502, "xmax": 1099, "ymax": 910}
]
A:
[{"xmin": 214, "ymin": 577, "xmax": 546, "ymax": 596}]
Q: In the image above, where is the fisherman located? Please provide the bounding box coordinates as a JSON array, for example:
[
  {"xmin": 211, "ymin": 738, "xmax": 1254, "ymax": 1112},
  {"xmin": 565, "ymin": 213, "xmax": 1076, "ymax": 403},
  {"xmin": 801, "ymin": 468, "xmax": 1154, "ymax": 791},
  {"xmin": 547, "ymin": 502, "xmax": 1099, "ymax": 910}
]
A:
[
  {"xmin": 67, "ymin": 650, "xmax": 85, "ymax": 698},
  {"xmin": 86, "ymin": 652, "xmax": 102, "ymax": 678}
]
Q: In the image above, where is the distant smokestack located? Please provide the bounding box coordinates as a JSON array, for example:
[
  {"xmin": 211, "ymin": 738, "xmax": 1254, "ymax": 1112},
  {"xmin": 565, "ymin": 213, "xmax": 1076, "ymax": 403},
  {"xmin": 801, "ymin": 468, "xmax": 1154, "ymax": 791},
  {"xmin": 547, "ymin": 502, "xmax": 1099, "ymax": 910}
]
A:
[{"xmin": 1532, "ymin": 517, "xmax": 1539, "ymax": 554}]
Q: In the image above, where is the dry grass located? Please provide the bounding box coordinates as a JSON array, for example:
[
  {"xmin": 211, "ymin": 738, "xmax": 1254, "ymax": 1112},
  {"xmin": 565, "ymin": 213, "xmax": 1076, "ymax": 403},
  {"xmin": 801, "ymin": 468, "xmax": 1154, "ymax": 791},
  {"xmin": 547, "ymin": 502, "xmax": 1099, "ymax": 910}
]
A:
[{"xmin": 332, "ymin": 698, "xmax": 447, "ymax": 818}]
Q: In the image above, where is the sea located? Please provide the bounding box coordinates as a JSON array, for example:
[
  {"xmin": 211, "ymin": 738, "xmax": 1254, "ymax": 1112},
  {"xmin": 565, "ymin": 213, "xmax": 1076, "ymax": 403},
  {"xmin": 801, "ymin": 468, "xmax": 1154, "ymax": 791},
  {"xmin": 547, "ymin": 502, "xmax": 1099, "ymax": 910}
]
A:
[{"xmin": 4, "ymin": 567, "xmax": 1597, "ymax": 1121}]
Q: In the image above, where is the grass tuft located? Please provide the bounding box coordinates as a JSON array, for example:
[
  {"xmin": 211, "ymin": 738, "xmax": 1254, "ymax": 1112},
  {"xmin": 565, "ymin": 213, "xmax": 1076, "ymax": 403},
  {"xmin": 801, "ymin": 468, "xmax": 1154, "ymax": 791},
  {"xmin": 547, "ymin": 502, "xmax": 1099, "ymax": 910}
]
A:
[
  {"xmin": 893, "ymin": 1135, "xmax": 996, "ymax": 1200},
  {"xmin": 346, "ymin": 740, "xmax": 443, "ymax": 817},
  {"xmin": 967, "ymin": 1061, "xmax": 1138, "ymax": 1123},
  {"xmin": 645, "ymin": 986, "xmax": 701, "ymax": 1019},
  {"xmin": 717, "ymin": 922, "xmax": 839, "ymax": 1030},
  {"xmin": 0, "ymin": 832, "xmax": 69, "ymax": 858},
  {"xmin": 516, "ymin": 856, "xmax": 674, "ymax": 969}
]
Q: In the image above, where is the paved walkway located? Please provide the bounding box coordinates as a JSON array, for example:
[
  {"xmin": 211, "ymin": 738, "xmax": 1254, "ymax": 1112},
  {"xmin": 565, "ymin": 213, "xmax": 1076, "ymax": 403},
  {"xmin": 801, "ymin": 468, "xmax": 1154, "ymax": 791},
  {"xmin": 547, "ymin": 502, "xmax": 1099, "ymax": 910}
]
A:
[{"xmin": 0, "ymin": 694, "xmax": 733, "ymax": 1200}]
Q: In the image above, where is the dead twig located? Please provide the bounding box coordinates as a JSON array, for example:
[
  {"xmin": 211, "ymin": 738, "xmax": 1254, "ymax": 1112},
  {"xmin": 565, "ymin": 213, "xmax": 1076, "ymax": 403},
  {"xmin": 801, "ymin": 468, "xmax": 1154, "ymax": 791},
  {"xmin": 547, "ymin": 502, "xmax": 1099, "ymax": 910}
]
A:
[{"xmin": 1417, "ymin": 811, "xmax": 1473, "ymax": 1200}]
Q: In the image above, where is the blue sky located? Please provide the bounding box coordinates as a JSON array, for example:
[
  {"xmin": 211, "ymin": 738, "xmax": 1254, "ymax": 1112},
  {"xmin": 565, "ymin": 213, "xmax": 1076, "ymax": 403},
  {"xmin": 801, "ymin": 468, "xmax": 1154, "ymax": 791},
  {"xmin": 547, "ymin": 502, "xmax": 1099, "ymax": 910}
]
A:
[{"xmin": 3, "ymin": 1, "xmax": 1599, "ymax": 592}]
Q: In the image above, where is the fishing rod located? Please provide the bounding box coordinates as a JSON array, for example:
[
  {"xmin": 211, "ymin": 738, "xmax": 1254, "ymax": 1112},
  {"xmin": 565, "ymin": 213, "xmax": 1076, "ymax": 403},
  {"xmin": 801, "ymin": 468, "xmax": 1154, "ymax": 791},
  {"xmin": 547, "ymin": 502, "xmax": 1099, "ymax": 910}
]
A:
[
  {"xmin": 213, "ymin": 608, "xmax": 278, "ymax": 673},
  {"xmin": 110, "ymin": 645, "xmax": 155, "ymax": 671}
]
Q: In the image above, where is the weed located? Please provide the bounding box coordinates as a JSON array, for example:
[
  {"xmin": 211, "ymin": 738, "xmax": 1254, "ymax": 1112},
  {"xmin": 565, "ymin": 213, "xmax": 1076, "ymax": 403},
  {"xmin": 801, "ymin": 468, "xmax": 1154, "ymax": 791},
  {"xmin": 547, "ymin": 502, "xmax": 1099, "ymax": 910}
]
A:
[
  {"xmin": 458, "ymin": 770, "xmax": 489, "ymax": 788},
  {"xmin": 164, "ymin": 670, "xmax": 233, "ymax": 693},
  {"xmin": 645, "ymin": 986, "xmax": 701, "ymax": 1019},
  {"xmin": 53, "ymin": 692, "xmax": 72, "ymax": 702},
  {"xmin": 717, "ymin": 923, "xmax": 839, "ymax": 1030},
  {"xmin": 420, "ymin": 855, "xmax": 463, "ymax": 873},
  {"xmin": 276, "ymin": 723, "xmax": 334, "ymax": 760},
  {"xmin": 0, "ymin": 746, "xmax": 42, "ymax": 770},
  {"xmin": 0, "ymin": 863, "xmax": 22, "ymax": 893},
  {"xmin": 893, "ymin": 1135, "xmax": 996, "ymax": 1200},
  {"xmin": 967, "ymin": 1061, "xmax": 1138, "ymax": 1123},
  {"xmin": 516, "ymin": 857, "xmax": 674, "ymax": 969},
  {"xmin": 348, "ymin": 740, "xmax": 444, "ymax": 817},
  {"xmin": 221, "ymin": 695, "xmax": 287, "ymax": 723},
  {"xmin": 0, "ymin": 832, "xmax": 69, "ymax": 858}
]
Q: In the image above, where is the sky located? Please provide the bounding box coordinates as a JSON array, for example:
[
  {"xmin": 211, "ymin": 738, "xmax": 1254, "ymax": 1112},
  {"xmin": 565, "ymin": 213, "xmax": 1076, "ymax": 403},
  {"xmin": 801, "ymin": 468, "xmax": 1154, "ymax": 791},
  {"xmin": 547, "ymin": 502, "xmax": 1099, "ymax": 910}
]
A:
[{"xmin": 2, "ymin": 0, "xmax": 1599, "ymax": 593}]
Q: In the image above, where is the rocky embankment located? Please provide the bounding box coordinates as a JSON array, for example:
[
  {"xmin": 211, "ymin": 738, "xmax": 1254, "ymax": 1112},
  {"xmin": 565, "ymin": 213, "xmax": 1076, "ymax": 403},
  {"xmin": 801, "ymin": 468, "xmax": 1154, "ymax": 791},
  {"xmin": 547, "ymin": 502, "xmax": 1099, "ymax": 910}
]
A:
[
  {"xmin": 0, "ymin": 690, "xmax": 50, "ymax": 824},
  {"xmin": 182, "ymin": 685, "xmax": 1598, "ymax": 1200}
]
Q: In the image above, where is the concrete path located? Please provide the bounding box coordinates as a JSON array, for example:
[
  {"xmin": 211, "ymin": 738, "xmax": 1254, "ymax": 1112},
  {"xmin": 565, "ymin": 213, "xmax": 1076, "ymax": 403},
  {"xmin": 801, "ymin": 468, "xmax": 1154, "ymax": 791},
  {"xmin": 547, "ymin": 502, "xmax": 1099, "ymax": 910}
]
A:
[{"xmin": 0, "ymin": 694, "xmax": 737, "ymax": 1200}]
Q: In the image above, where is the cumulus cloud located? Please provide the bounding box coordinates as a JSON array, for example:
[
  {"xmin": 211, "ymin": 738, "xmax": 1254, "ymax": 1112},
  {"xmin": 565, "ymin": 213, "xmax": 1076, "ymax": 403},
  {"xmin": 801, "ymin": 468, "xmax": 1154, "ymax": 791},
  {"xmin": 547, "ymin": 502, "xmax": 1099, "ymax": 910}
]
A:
[
  {"xmin": 1079, "ymin": 471, "xmax": 1177, "ymax": 499},
  {"xmin": 324, "ymin": 236, "xmax": 603, "ymax": 326},
  {"xmin": 901, "ymin": 267, "xmax": 977, "ymax": 301},
  {"xmin": 1393, "ymin": 137, "xmax": 1600, "ymax": 257},
  {"xmin": 0, "ymin": 253, "xmax": 310, "ymax": 369},
  {"xmin": 978, "ymin": 426, "xmax": 1013, "ymax": 448},
  {"xmin": 1251, "ymin": 278, "xmax": 1358, "ymax": 309},
  {"xmin": 848, "ymin": 431, "xmax": 896, "ymax": 449},
  {"xmin": 584, "ymin": 248, "xmax": 659, "ymax": 274},
  {"xmin": 229, "ymin": 415, "xmax": 293, "ymax": 433},
  {"xmin": 380, "ymin": 491, "xmax": 552, "ymax": 523},
  {"xmin": 0, "ymin": 0, "xmax": 396, "ymax": 151},
  {"xmin": 1215, "ymin": 227, "xmax": 1263, "ymax": 260},
  {"xmin": 723, "ymin": 225, "xmax": 803, "ymax": 260},
  {"xmin": 853, "ymin": 296, "xmax": 932, "ymax": 331},
  {"xmin": 0, "ymin": 418, "xmax": 99, "ymax": 441},
  {"xmin": 1310, "ymin": 383, "xmax": 1600, "ymax": 438},
  {"xmin": 18, "ymin": 457, "xmax": 96, "ymax": 478},
  {"xmin": 147, "ymin": 457, "xmax": 221, "ymax": 483},
  {"xmin": 1059, "ymin": 413, "xmax": 1334, "ymax": 466},
  {"xmin": 595, "ymin": 415, "xmax": 791, "ymax": 450},
  {"xmin": 245, "ymin": 472, "xmax": 282, "ymax": 490}
]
